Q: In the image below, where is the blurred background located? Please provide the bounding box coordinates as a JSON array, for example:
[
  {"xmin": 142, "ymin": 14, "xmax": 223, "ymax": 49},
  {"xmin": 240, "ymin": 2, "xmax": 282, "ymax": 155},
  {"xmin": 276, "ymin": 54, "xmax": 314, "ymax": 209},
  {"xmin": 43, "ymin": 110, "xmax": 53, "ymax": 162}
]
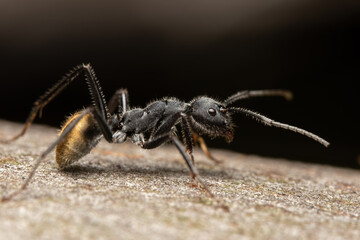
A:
[{"xmin": 0, "ymin": 0, "xmax": 359, "ymax": 168}]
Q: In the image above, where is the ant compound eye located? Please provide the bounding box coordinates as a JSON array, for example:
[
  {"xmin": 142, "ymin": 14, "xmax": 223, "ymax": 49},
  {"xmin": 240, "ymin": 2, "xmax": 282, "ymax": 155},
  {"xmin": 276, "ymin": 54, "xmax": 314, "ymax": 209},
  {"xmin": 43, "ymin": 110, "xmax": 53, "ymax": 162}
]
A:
[{"xmin": 208, "ymin": 108, "xmax": 216, "ymax": 116}]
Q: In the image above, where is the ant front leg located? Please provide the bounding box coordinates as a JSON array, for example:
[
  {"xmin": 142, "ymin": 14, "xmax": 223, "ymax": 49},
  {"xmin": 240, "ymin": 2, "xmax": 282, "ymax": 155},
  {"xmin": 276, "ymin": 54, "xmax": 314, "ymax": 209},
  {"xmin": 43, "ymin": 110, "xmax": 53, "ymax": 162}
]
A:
[
  {"xmin": 192, "ymin": 133, "xmax": 222, "ymax": 164},
  {"xmin": 180, "ymin": 114, "xmax": 221, "ymax": 164},
  {"xmin": 180, "ymin": 116, "xmax": 195, "ymax": 164}
]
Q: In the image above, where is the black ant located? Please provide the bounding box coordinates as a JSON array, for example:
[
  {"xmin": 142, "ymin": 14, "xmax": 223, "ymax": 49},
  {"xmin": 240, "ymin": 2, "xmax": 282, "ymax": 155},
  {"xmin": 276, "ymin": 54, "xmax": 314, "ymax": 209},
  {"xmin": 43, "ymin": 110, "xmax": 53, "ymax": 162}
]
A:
[{"xmin": 0, "ymin": 63, "xmax": 329, "ymax": 203}]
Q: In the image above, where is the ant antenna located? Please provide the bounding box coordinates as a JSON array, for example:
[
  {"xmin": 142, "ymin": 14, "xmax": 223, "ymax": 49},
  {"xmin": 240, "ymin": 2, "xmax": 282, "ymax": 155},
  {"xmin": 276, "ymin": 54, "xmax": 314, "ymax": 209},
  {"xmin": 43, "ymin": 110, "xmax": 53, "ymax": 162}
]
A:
[
  {"xmin": 228, "ymin": 107, "xmax": 330, "ymax": 147},
  {"xmin": 224, "ymin": 90, "xmax": 293, "ymax": 106}
]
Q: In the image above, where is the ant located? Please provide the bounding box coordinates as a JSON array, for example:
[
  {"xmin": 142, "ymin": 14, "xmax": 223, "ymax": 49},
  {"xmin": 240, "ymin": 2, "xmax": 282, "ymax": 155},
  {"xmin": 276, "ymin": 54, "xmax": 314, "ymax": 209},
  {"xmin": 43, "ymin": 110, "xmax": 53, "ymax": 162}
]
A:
[{"xmin": 0, "ymin": 63, "xmax": 329, "ymax": 203}]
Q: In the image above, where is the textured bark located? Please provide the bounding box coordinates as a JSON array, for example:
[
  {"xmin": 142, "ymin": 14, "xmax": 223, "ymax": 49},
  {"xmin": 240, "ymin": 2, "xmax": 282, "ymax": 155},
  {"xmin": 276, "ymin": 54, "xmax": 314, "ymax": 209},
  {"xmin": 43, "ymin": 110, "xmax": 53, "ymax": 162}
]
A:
[{"xmin": 0, "ymin": 120, "xmax": 359, "ymax": 240}]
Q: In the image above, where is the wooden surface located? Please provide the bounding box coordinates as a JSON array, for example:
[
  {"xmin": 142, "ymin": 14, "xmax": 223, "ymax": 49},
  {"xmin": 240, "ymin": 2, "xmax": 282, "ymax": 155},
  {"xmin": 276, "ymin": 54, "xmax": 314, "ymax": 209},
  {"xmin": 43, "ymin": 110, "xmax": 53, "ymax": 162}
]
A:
[{"xmin": 0, "ymin": 119, "xmax": 359, "ymax": 240}]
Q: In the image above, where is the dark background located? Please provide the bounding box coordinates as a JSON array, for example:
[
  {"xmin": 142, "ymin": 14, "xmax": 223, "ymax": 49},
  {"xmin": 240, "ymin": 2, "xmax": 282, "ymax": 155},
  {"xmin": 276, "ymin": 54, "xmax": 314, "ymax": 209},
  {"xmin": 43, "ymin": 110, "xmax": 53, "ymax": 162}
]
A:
[{"xmin": 0, "ymin": 0, "xmax": 359, "ymax": 168}]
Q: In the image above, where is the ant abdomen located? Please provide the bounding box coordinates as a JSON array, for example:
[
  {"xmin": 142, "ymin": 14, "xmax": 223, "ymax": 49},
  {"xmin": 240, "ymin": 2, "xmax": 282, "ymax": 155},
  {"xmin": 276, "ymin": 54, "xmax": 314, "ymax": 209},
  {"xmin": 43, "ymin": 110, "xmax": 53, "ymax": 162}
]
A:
[{"xmin": 55, "ymin": 110, "xmax": 102, "ymax": 169}]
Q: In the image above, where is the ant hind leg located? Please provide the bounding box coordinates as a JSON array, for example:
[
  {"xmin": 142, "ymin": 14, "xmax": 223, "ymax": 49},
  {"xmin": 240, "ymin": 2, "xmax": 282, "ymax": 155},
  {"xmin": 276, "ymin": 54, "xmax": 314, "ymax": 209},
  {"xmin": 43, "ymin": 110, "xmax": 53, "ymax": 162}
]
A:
[
  {"xmin": 1, "ymin": 108, "xmax": 93, "ymax": 202},
  {"xmin": 1, "ymin": 105, "xmax": 115, "ymax": 202},
  {"xmin": 0, "ymin": 64, "xmax": 109, "ymax": 143}
]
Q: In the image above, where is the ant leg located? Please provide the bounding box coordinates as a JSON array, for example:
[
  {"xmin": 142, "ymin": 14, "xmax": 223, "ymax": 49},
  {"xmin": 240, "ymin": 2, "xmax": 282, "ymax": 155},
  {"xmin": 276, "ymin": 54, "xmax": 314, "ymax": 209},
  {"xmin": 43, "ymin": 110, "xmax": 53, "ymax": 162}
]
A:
[
  {"xmin": 145, "ymin": 113, "xmax": 193, "ymax": 157},
  {"xmin": 140, "ymin": 133, "xmax": 215, "ymax": 199},
  {"xmin": 180, "ymin": 116, "xmax": 195, "ymax": 164},
  {"xmin": 150, "ymin": 113, "xmax": 182, "ymax": 138},
  {"xmin": 90, "ymin": 107, "xmax": 114, "ymax": 143},
  {"xmin": 224, "ymin": 89, "xmax": 293, "ymax": 106},
  {"xmin": 170, "ymin": 135, "xmax": 216, "ymax": 199},
  {"xmin": 141, "ymin": 113, "xmax": 219, "ymax": 199},
  {"xmin": 107, "ymin": 88, "xmax": 129, "ymax": 114},
  {"xmin": 0, "ymin": 63, "xmax": 109, "ymax": 143},
  {"xmin": 141, "ymin": 130, "xmax": 227, "ymax": 209},
  {"xmin": 140, "ymin": 133, "xmax": 170, "ymax": 149},
  {"xmin": 1, "ymin": 106, "xmax": 116, "ymax": 202},
  {"xmin": 193, "ymin": 133, "xmax": 222, "ymax": 164},
  {"xmin": 1, "ymin": 108, "xmax": 94, "ymax": 202},
  {"xmin": 146, "ymin": 113, "xmax": 198, "ymax": 164}
]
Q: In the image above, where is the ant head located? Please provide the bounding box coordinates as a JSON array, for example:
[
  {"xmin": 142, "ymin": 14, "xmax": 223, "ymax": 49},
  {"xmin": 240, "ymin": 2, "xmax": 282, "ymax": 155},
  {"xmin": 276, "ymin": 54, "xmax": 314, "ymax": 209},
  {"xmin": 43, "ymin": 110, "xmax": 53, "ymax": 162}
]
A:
[{"xmin": 189, "ymin": 97, "xmax": 234, "ymax": 142}]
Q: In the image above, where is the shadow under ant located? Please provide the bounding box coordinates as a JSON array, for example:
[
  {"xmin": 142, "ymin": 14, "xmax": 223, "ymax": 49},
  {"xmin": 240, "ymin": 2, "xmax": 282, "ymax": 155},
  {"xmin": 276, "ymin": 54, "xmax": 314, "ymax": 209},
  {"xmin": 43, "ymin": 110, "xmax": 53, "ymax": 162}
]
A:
[{"xmin": 60, "ymin": 157, "xmax": 236, "ymax": 181}]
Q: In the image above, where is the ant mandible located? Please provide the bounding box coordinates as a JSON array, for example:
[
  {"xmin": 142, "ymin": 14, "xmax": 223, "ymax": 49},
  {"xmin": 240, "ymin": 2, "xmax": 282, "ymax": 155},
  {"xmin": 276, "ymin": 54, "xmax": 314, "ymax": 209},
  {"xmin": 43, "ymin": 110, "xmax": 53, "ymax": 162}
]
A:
[{"xmin": 1, "ymin": 63, "xmax": 329, "ymax": 202}]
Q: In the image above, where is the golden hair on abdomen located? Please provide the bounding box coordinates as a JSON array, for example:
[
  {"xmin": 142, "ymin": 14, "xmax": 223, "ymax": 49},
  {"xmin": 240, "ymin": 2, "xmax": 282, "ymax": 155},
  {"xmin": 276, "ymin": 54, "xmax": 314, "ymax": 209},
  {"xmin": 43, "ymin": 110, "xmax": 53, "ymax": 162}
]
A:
[{"xmin": 55, "ymin": 111, "xmax": 102, "ymax": 169}]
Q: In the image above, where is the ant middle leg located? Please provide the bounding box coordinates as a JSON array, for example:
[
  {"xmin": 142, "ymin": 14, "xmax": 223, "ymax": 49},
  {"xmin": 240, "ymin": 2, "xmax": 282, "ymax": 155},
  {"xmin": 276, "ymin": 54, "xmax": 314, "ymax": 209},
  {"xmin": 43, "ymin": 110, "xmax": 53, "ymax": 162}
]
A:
[
  {"xmin": 140, "ymin": 133, "xmax": 215, "ymax": 199},
  {"xmin": 138, "ymin": 112, "xmax": 219, "ymax": 201},
  {"xmin": 171, "ymin": 135, "xmax": 229, "ymax": 210},
  {"xmin": 170, "ymin": 135, "xmax": 217, "ymax": 199}
]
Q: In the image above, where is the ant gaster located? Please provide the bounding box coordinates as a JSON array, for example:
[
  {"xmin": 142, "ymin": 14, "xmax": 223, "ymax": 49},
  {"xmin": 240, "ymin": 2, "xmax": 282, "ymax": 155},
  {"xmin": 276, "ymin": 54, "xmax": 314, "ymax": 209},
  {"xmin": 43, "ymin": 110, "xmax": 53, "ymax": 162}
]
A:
[{"xmin": 1, "ymin": 63, "xmax": 329, "ymax": 202}]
